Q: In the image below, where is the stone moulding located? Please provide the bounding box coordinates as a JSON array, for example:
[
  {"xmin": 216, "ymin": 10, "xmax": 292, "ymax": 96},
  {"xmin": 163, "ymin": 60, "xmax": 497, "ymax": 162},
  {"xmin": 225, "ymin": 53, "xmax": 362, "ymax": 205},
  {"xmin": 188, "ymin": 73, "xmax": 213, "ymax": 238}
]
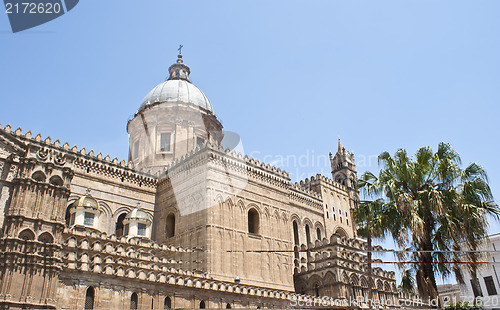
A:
[
  {"xmin": 61, "ymin": 229, "xmax": 308, "ymax": 302},
  {"xmin": 0, "ymin": 124, "xmax": 157, "ymax": 188}
]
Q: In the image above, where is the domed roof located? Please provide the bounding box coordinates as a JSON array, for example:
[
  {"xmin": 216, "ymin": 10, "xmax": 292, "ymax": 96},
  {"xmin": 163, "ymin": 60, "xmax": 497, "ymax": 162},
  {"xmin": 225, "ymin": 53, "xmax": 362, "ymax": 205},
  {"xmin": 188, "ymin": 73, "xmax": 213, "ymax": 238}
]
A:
[
  {"xmin": 139, "ymin": 79, "xmax": 213, "ymax": 113},
  {"xmin": 138, "ymin": 53, "xmax": 213, "ymax": 113},
  {"xmin": 125, "ymin": 208, "xmax": 151, "ymax": 222},
  {"xmin": 71, "ymin": 194, "xmax": 99, "ymax": 211}
]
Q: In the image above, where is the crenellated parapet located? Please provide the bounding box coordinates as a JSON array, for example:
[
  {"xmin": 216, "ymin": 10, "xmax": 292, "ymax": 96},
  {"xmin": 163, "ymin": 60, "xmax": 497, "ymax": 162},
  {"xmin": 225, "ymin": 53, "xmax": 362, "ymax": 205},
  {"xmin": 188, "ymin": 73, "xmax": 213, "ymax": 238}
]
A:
[
  {"xmin": 160, "ymin": 140, "xmax": 291, "ymax": 190},
  {"xmin": 0, "ymin": 124, "xmax": 156, "ymax": 190},
  {"xmin": 293, "ymin": 233, "xmax": 398, "ymax": 307},
  {"xmin": 63, "ymin": 227, "xmax": 196, "ymax": 274},
  {"xmin": 308, "ymin": 174, "xmax": 348, "ymax": 193},
  {"xmin": 289, "ymin": 183, "xmax": 323, "ymax": 212},
  {"xmin": 61, "ymin": 228, "xmax": 309, "ymax": 305},
  {"xmin": 73, "ymin": 157, "xmax": 156, "ymax": 190},
  {"xmin": 294, "ymin": 234, "xmax": 395, "ymax": 280}
]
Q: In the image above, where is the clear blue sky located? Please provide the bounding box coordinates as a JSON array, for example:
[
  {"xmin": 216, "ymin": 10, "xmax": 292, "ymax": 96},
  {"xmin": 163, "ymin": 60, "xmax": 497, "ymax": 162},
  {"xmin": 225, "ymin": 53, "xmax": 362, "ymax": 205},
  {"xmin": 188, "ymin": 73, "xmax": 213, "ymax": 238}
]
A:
[{"xmin": 1, "ymin": 0, "xmax": 500, "ymax": 284}]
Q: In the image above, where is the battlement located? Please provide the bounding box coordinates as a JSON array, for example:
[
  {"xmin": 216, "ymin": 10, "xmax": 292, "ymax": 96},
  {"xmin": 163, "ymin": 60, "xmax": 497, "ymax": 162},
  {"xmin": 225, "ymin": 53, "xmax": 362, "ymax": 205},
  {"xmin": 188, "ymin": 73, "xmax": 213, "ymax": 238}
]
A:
[
  {"xmin": 295, "ymin": 234, "xmax": 396, "ymax": 281},
  {"xmin": 289, "ymin": 184, "xmax": 323, "ymax": 212},
  {"xmin": 62, "ymin": 227, "xmax": 309, "ymax": 303},
  {"xmin": 297, "ymin": 174, "xmax": 348, "ymax": 193},
  {"xmin": 158, "ymin": 140, "xmax": 292, "ymax": 188},
  {"xmin": 0, "ymin": 123, "xmax": 157, "ymax": 188}
]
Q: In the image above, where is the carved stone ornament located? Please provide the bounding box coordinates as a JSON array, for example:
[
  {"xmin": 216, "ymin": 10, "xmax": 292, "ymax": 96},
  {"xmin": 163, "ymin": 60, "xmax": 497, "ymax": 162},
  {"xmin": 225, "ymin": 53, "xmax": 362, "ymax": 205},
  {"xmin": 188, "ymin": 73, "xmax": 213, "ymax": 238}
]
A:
[
  {"xmin": 37, "ymin": 149, "xmax": 49, "ymax": 161},
  {"xmin": 6, "ymin": 164, "xmax": 17, "ymax": 181},
  {"xmin": 54, "ymin": 153, "xmax": 66, "ymax": 165}
]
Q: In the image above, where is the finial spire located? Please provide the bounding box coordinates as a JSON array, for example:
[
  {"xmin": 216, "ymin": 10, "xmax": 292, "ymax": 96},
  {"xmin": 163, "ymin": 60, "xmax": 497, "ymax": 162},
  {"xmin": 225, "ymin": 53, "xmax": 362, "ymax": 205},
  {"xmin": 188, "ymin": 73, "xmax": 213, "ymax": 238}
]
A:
[
  {"xmin": 168, "ymin": 46, "xmax": 191, "ymax": 81},
  {"xmin": 176, "ymin": 45, "xmax": 184, "ymax": 63},
  {"xmin": 338, "ymin": 138, "xmax": 343, "ymax": 152}
]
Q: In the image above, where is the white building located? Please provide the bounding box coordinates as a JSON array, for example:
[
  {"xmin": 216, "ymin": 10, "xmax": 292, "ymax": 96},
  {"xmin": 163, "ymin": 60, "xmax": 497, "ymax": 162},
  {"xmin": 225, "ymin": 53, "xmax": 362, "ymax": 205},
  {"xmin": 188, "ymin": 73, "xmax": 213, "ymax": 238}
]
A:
[{"xmin": 459, "ymin": 234, "xmax": 500, "ymax": 303}]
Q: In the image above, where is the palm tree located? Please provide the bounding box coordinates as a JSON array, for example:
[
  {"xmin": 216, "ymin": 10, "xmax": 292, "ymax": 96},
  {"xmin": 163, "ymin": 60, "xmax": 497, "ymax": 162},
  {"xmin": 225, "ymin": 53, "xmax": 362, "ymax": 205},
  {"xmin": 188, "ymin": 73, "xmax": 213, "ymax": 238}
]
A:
[
  {"xmin": 353, "ymin": 198, "xmax": 391, "ymax": 301},
  {"xmin": 357, "ymin": 142, "xmax": 499, "ymax": 302}
]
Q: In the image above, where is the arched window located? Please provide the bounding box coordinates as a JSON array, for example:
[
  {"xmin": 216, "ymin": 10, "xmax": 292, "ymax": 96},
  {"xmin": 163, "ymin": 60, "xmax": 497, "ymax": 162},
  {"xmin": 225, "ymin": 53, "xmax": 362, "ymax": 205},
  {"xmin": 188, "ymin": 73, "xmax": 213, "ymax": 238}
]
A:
[
  {"xmin": 292, "ymin": 220, "xmax": 300, "ymax": 260},
  {"xmin": 292, "ymin": 221, "xmax": 299, "ymax": 245},
  {"xmin": 166, "ymin": 213, "xmax": 175, "ymax": 238},
  {"xmin": 316, "ymin": 228, "xmax": 322, "ymax": 240},
  {"xmin": 38, "ymin": 232, "xmax": 54, "ymax": 243},
  {"xmin": 31, "ymin": 171, "xmax": 46, "ymax": 182},
  {"xmin": 248, "ymin": 208, "xmax": 259, "ymax": 234},
  {"xmin": 49, "ymin": 175, "xmax": 64, "ymax": 186},
  {"xmin": 334, "ymin": 228, "xmax": 348, "ymax": 238},
  {"xmin": 315, "ymin": 284, "xmax": 320, "ymax": 297},
  {"xmin": 199, "ymin": 300, "xmax": 206, "ymax": 309},
  {"xmin": 130, "ymin": 293, "xmax": 138, "ymax": 310},
  {"xmin": 115, "ymin": 213, "xmax": 126, "ymax": 237},
  {"xmin": 18, "ymin": 229, "xmax": 35, "ymax": 240},
  {"xmin": 305, "ymin": 224, "xmax": 311, "ymax": 245},
  {"xmin": 85, "ymin": 287, "xmax": 95, "ymax": 310},
  {"xmin": 65, "ymin": 206, "xmax": 72, "ymax": 226},
  {"xmin": 226, "ymin": 303, "xmax": 231, "ymax": 309},
  {"xmin": 164, "ymin": 296, "xmax": 172, "ymax": 309}
]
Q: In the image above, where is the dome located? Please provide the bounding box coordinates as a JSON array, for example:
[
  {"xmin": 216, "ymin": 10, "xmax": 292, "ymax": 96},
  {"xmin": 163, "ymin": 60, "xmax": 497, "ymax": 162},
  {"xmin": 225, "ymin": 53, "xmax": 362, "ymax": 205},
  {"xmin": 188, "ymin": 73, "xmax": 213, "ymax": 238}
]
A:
[
  {"xmin": 71, "ymin": 195, "xmax": 99, "ymax": 211},
  {"xmin": 125, "ymin": 208, "xmax": 151, "ymax": 222},
  {"xmin": 138, "ymin": 53, "xmax": 213, "ymax": 113},
  {"xmin": 139, "ymin": 79, "xmax": 213, "ymax": 113}
]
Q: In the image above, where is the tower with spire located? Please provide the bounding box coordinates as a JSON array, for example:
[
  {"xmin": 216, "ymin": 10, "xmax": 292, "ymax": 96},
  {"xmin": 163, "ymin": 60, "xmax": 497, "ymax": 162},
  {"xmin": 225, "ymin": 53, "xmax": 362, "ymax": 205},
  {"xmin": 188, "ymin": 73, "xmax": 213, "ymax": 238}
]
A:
[{"xmin": 329, "ymin": 139, "xmax": 357, "ymax": 189}]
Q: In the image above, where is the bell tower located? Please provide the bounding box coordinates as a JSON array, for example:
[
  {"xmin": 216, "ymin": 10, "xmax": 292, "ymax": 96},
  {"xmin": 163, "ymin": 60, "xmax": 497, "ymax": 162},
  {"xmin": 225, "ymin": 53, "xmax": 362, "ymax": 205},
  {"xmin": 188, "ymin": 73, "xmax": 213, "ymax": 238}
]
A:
[{"xmin": 330, "ymin": 139, "xmax": 357, "ymax": 189}]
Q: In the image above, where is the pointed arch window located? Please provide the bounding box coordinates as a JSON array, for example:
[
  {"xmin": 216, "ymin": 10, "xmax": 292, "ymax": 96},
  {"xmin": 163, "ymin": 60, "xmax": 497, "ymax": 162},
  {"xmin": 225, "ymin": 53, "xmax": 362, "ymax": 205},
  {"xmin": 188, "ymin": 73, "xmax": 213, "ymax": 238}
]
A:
[
  {"xmin": 130, "ymin": 293, "xmax": 138, "ymax": 310},
  {"xmin": 166, "ymin": 213, "xmax": 175, "ymax": 238},
  {"xmin": 65, "ymin": 206, "xmax": 72, "ymax": 226},
  {"xmin": 115, "ymin": 213, "xmax": 126, "ymax": 237},
  {"xmin": 248, "ymin": 208, "xmax": 260, "ymax": 234},
  {"xmin": 292, "ymin": 221, "xmax": 299, "ymax": 245},
  {"xmin": 305, "ymin": 224, "xmax": 311, "ymax": 245},
  {"xmin": 316, "ymin": 228, "xmax": 322, "ymax": 240},
  {"xmin": 199, "ymin": 300, "xmax": 206, "ymax": 309},
  {"xmin": 292, "ymin": 220, "xmax": 300, "ymax": 260},
  {"xmin": 85, "ymin": 287, "xmax": 95, "ymax": 310},
  {"xmin": 164, "ymin": 296, "xmax": 172, "ymax": 309}
]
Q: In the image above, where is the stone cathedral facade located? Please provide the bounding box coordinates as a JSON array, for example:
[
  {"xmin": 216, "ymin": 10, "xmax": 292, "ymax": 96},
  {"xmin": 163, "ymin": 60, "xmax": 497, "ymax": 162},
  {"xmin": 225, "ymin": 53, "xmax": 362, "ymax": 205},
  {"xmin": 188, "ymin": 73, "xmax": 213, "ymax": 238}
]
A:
[{"xmin": 0, "ymin": 54, "xmax": 398, "ymax": 309}]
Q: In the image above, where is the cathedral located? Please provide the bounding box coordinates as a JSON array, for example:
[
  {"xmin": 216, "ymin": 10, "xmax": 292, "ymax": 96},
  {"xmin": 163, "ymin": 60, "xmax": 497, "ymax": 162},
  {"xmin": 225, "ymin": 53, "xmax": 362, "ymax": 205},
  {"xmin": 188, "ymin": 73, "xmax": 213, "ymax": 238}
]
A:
[{"xmin": 0, "ymin": 53, "xmax": 398, "ymax": 309}]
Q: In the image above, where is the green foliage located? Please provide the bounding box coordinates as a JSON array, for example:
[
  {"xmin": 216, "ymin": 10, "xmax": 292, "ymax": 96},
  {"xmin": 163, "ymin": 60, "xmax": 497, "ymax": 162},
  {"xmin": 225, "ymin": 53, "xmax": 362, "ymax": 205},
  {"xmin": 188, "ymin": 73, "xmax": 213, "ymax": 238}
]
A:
[
  {"xmin": 356, "ymin": 143, "xmax": 499, "ymax": 300},
  {"xmin": 445, "ymin": 301, "xmax": 483, "ymax": 309}
]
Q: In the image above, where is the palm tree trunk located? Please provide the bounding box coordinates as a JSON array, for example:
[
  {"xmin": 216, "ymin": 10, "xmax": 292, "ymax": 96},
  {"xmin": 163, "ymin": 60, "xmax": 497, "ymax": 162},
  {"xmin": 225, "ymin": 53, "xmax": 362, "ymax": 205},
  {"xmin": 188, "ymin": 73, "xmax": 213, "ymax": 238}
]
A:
[
  {"xmin": 367, "ymin": 235, "xmax": 373, "ymax": 304},
  {"xmin": 420, "ymin": 220, "xmax": 439, "ymax": 307}
]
